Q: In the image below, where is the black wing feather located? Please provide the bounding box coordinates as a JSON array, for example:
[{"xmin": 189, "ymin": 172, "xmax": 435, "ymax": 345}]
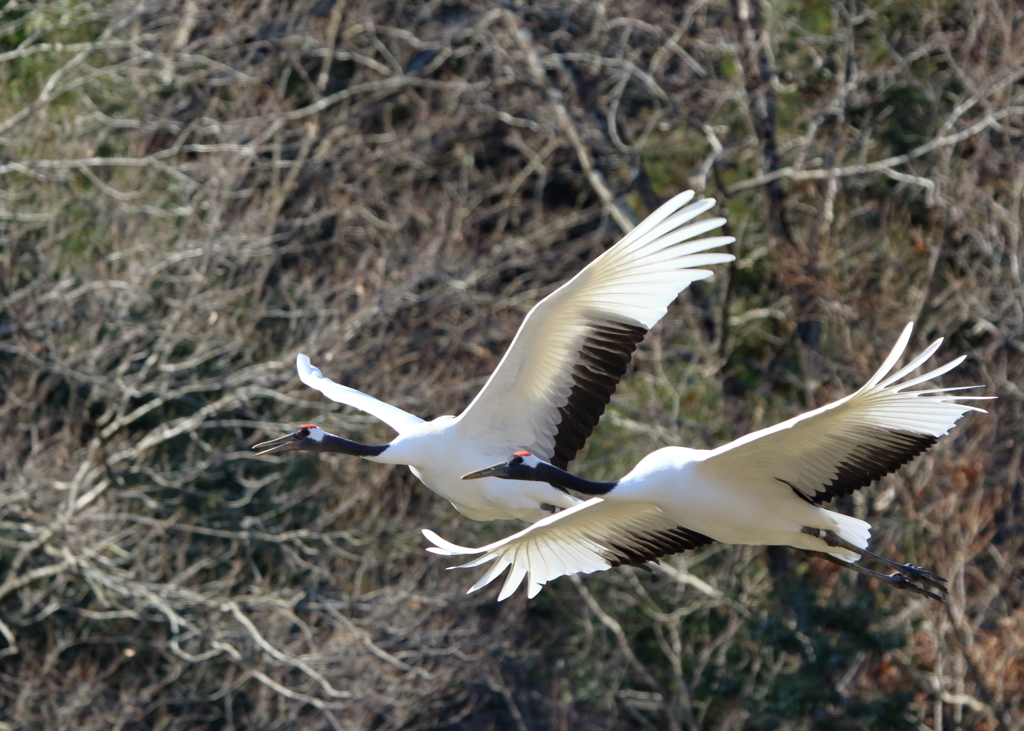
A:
[
  {"xmin": 604, "ymin": 526, "xmax": 714, "ymax": 568},
  {"xmin": 789, "ymin": 427, "xmax": 938, "ymax": 505},
  {"xmin": 551, "ymin": 319, "xmax": 647, "ymax": 469}
]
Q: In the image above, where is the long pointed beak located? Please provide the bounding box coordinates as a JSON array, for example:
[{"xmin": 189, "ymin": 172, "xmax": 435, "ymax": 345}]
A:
[
  {"xmin": 461, "ymin": 462, "xmax": 511, "ymax": 480},
  {"xmin": 253, "ymin": 432, "xmax": 304, "ymax": 456}
]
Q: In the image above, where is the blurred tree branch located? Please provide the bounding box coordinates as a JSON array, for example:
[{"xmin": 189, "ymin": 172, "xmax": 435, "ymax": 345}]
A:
[{"xmin": 1, "ymin": 1, "xmax": 1021, "ymax": 729}]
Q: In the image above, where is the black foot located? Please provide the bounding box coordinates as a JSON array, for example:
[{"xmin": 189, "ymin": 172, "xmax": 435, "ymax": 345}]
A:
[
  {"xmin": 885, "ymin": 572, "xmax": 946, "ymax": 602},
  {"xmin": 899, "ymin": 563, "xmax": 948, "ymax": 593},
  {"xmin": 801, "ymin": 527, "xmax": 949, "ymax": 603}
]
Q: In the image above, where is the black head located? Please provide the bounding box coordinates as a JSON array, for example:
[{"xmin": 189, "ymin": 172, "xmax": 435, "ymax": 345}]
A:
[
  {"xmin": 252, "ymin": 424, "xmax": 326, "ymax": 456},
  {"xmin": 462, "ymin": 451, "xmax": 545, "ymax": 480}
]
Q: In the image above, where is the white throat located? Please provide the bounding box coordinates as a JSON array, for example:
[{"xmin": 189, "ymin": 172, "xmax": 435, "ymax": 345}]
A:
[{"xmin": 307, "ymin": 426, "xmax": 327, "ymax": 442}]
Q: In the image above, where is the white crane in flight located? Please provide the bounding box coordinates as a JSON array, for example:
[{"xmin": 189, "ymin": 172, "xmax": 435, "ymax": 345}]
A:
[
  {"xmin": 425, "ymin": 323, "xmax": 988, "ymax": 600},
  {"xmin": 254, "ymin": 191, "xmax": 734, "ymax": 522}
]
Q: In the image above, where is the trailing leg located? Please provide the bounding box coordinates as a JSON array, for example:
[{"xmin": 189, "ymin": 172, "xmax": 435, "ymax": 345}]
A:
[
  {"xmin": 804, "ymin": 550, "xmax": 946, "ymax": 601},
  {"xmin": 802, "ymin": 527, "xmax": 948, "ymax": 599}
]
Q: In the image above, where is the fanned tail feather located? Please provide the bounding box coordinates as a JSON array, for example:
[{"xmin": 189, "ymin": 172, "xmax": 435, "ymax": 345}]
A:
[{"xmin": 827, "ymin": 512, "xmax": 872, "ymax": 563}]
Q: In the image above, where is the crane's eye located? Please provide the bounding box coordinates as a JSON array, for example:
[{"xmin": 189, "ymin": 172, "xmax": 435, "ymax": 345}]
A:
[
  {"xmin": 511, "ymin": 455, "xmax": 523, "ymax": 465},
  {"xmin": 297, "ymin": 428, "xmax": 310, "ymax": 438}
]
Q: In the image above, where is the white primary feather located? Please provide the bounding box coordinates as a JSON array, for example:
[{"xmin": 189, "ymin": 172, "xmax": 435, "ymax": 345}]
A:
[
  {"xmin": 424, "ymin": 498, "xmax": 683, "ymax": 599},
  {"xmin": 296, "ymin": 354, "xmax": 424, "ymax": 434}
]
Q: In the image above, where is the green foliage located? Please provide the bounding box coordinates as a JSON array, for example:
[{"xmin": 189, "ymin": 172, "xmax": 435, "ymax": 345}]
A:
[{"xmin": 748, "ymin": 589, "xmax": 913, "ymax": 730}]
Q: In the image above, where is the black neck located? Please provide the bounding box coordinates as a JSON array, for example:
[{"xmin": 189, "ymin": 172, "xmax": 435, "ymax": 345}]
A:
[
  {"xmin": 317, "ymin": 434, "xmax": 389, "ymax": 458},
  {"xmin": 535, "ymin": 463, "xmax": 618, "ymax": 496}
]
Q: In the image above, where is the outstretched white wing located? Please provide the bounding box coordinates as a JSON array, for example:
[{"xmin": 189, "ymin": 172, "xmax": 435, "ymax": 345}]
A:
[
  {"xmin": 454, "ymin": 191, "xmax": 734, "ymax": 467},
  {"xmin": 424, "ymin": 498, "xmax": 712, "ymax": 600},
  {"xmin": 697, "ymin": 323, "xmax": 990, "ymax": 504},
  {"xmin": 296, "ymin": 354, "xmax": 424, "ymax": 435},
  {"xmin": 427, "ymin": 323, "xmax": 988, "ymax": 600}
]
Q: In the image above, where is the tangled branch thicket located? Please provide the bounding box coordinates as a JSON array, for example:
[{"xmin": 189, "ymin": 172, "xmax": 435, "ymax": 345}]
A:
[{"xmin": 1, "ymin": 1, "xmax": 1021, "ymax": 729}]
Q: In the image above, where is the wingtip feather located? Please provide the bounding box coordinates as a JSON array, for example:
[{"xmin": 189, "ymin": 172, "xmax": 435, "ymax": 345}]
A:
[
  {"xmin": 296, "ymin": 353, "xmax": 319, "ymax": 379},
  {"xmin": 422, "ymin": 528, "xmax": 484, "ymax": 555},
  {"xmin": 498, "ymin": 563, "xmax": 528, "ymax": 601},
  {"xmin": 470, "ymin": 557, "xmax": 512, "ymax": 593},
  {"xmin": 878, "ymin": 338, "xmax": 945, "ymax": 389},
  {"xmin": 453, "ymin": 553, "xmax": 499, "ymax": 569},
  {"xmin": 890, "ymin": 355, "xmax": 966, "ymax": 392},
  {"xmin": 863, "ymin": 323, "xmax": 914, "ymax": 389}
]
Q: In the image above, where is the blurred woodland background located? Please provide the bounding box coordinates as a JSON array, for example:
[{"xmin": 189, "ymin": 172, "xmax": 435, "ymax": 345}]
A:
[{"xmin": 1, "ymin": 0, "xmax": 1022, "ymax": 729}]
